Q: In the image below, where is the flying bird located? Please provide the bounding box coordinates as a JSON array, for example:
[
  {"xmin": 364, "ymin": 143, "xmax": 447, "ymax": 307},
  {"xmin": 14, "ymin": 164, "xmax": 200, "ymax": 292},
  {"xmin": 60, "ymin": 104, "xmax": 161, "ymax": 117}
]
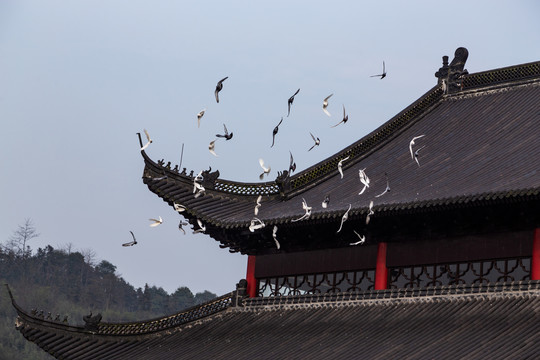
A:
[
  {"xmin": 216, "ymin": 124, "xmax": 233, "ymax": 140},
  {"xmin": 197, "ymin": 109, "xmax": 206, "ymax": 128},
  {"xmin": 141, "ymin": 129, "xmax": 153, "ymax": 151},
  {"xmin": 366, "ymin": 200, "xmax": 374, "ymax": 225},
  {"xmin": 249, "ymin": 217, "xmax": 265, "ymax": 232},
  {"xmin": 149, "ymin": 216, "xmax": 163, "ymax": 227},
  {"xmin": 322, "ymin": 93, "xmax": 333, "ymax": 117},
  {"xmin": 254, "ymin": 195, "xmax": 262, "ymax": 215},
  {"xmin": 215, "ymin": 76, "xmax": 228, "ymax": 103},
  {"xmin": 174, "ymin": 203, "xmax": 186, "ymax": 212},
  {"xmin": 193, "ymin": 219, "xmax": 206, "ymax": 234},
  {"xmin": 350, "ymin": 231, "xmax": 366, "ymax": 245},
  {"xmin": 287, "ymin": 88, "xmax": 300, "ymax": 117},
  {"xmin": 272, "ymin": 225, "xmax": 280, "ymax": 250},
  {"xmin": 122, "ymin": 231, "xmax": 138, "ymax": 247},
  {"xmin": 338, "ymin": 156, "xmax": 350, "ymax": 179},
  {"xmin": 289, "ymin": 151, "xmax": 297, "ymax": 173},
  {"xmin": 271, "ymin": 117, "xmax": 283, "ymax": 148},
  {"xmin": 331, "ymin": 105, "xmax": 348, "ymax": 128},
  {"xmin": 370, "ymin": 61, "xmax": 386, "ymax": 79},
  {"xmin": 414, "ymin": 146, "xmax": 426, "ymax": 167},
  {"xmin": 178, "ymin": 220, "xmax": 188, "ymax": 235},
  {"xmin": 337, "ymin": 204, "xmax": 352, "ymax": 233},
  {"xmin": 209, "ymin": 140, "xmax": 218, "ymax": 157},
  {"xmin": 292, "ymin": 198, "xmax": 312, "ymax": 222},
  {"xmin": 308, "ymin": 132, "xmax": 320, "ymax": 151},
  {"xmin": 375, "ymin": 173, "xmax": 390, "ymax": 197},
  {"xmin": 259, "ymin": 158, "xmax": 271, "ymax": 180},
  {"xmin": 358, "ymin": 168, "xmax": 370, "ymax": 195},
  {"xmin": 409, "ymin": 135, "xmax": 425, "ymax": 160},
  {"xmin": 322, "ymin": 195, "xmax": 330, "ymax": 208}
]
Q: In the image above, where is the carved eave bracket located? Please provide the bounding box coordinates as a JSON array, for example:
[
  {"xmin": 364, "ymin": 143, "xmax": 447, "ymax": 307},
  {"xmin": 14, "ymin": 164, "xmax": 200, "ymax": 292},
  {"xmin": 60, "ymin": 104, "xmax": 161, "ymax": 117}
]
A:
[{"xmin": 435, "ymin": 47, "xmax": 469, "ymax": 94}]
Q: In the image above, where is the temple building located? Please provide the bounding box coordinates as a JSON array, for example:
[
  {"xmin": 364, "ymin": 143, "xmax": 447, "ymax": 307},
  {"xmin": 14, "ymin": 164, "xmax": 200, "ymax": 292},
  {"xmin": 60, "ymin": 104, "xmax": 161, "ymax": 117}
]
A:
[{"xmin": 8, "ymin": 48, "xmax": 540, "ymax": 359}]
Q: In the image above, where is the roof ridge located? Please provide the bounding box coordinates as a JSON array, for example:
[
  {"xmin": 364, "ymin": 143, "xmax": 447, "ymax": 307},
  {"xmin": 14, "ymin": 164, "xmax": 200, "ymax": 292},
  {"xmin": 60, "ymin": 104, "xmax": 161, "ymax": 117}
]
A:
[{"xmin": 238, "ymin": 280, "xmax": 540, "ymax": 311}]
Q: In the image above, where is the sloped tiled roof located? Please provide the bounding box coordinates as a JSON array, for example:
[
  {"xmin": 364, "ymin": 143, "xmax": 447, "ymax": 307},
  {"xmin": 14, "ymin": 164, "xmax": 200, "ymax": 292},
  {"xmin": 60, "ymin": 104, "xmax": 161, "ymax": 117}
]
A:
[
  {"xmin": 9, "ymin": 281, "xmax": 540, "ymax": 359},
  {"xmin": 141, "ymin": 52, "xmax": 540, "ymax": 252}
]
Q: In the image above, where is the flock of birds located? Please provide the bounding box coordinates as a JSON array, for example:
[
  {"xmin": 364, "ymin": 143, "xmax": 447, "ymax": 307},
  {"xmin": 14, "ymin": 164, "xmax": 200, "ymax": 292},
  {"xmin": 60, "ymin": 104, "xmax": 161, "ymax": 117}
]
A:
[{"xmin": 124, "ymin": 60, "xmax": 427, "ymax": 251}]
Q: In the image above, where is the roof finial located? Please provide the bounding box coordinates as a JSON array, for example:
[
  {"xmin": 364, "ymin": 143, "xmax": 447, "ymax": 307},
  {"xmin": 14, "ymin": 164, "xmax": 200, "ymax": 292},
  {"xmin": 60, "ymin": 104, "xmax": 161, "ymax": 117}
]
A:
[{"xmin": 435, "ymin": 47, "xmax": 469, "ymax": 93}]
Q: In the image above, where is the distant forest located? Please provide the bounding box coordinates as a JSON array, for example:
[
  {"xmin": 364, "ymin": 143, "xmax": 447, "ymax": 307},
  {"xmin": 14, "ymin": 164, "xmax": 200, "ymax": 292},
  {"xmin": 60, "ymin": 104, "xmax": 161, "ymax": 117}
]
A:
[{"xmin": 0, "ymin": 219, "xmax": 217, "ymax": 360}]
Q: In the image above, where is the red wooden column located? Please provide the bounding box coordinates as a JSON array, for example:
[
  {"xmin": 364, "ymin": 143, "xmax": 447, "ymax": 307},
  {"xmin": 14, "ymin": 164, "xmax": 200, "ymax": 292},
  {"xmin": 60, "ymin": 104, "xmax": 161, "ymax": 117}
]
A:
[
  {"xmin": 246, "ymin": 255, "xmax": 257, "ymax": 297},
  {"xmin": 375, "ymin": 242, "xmax": 388, "ymax": 290},
  {"xmin": 532, "ymin": 228, "xmax": 540, "ymax": 281}
]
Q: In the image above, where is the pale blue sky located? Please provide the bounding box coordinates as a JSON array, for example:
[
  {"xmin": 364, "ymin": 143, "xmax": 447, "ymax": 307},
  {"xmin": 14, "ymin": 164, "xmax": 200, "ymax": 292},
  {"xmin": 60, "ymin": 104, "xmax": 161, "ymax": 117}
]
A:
[{"xmin": 1, "ymin": 1, "xmax": 539, "ymax": 295}]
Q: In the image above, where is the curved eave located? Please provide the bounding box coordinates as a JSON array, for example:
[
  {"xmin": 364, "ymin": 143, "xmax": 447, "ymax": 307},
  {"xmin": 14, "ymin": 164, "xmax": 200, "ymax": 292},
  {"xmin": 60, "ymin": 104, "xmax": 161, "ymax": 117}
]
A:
[{"xmin": 7, "ymin": 284, "xmax": 234, "ymax": 338}]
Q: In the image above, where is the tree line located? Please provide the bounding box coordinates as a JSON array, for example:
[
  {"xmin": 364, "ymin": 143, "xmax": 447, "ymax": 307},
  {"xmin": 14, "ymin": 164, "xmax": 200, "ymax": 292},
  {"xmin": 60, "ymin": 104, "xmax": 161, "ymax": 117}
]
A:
[{"xmin": 0, "ymin": 219, "xmax": 216, "ymax": 360}]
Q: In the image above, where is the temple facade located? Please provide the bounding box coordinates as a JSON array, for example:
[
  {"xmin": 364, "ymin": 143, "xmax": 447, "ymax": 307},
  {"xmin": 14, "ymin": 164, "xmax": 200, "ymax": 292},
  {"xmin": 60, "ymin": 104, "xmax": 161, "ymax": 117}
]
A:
[{"xmin": 8, "ymin": 48, "xmax": 540, "ymax": 359}]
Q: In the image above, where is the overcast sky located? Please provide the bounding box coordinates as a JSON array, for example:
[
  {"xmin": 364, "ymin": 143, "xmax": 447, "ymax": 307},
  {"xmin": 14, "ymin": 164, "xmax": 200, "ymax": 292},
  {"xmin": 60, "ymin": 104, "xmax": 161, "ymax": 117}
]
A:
[{"xmin": 1, "ymin": 1, "xmax": 539, "ymax": 296}]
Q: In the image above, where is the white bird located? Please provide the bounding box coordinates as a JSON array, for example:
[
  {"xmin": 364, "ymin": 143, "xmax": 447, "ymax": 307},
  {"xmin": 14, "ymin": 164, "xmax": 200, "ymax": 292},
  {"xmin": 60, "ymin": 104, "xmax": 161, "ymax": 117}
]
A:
[
  {"xmin": 322, "ymin": 93, "xmax": 333, "ymax": 116},
  {"xmin": 272, "ymin": 225, "xmax": 280, "ymax": 250},
  {"xmin": 409, "ymin": 135, "xmax": 425, "ymax": 160},
  {"xmin": 292, "ymin": 198, "xmax": 312, "ymax": 222},
  {"xmin": 249, "ymin": 217, "xmax": 265, "ymax": 232},
  {"xmin": 197, "ymin": 109, "xmax": 206, "ymax": 128},
  {"xmin": 375, "ymin": 174, "xmax": 390, "ymax": 197},
  {"xmin": 414, "ymin": 146, "xmax": 426, "ymax": 167},
  {"xmin": 308, "ymin": 132, "xmax": 320, "ymax": 151},
  {"xmin": 358, "ymin": 168, "xmax": 370, "ymax": 195},
  {"xmin": 122, "ymin": 231, "xmax": 138, "ymax": 247},
  {"xmin": 338, "ymin": 156, "xmax": 350, "ymax": 179},
  {"xmin": 194, "ymin": 170, "xmax": 203, "ymax": 182},
  {"xmin": 366, "ymin": 200, "xmax": 374, "ymax": 225},
  {"xmin": 259, "ymin": 158, "xmax": 271, "ymax": 180},
  {"xmin": 149, "ymin": 216, "xmax": 163, "ymax": 227},
  {"xmin": 174, "ymin": 203, "xmax": 186, "ymax": 213},
  {"xmin": 336, "ymin": 204, "xmax": 352, "ymax": 233},
  {"xmin": 141, "ymin": 129, "xmax": 153, "ymax": 151},
  {"xmin": 254, "ymin": 195, "xmax": 262, "ymax": 215},
  {"xmin": 194, "ymin": 186, "xmax": 206, "ymax": 198},
  {"xmin": 350, "ymin": 231, "xmax": 366, "ymax": 245},
  {"xmin": 322, "ymin": 195, "xmax": 330, "ymax": 209},
  {"xmin": 209, "ymin": 140, "xmax": 218, "ymax": 157},
  {"xmin": 193, "ymin": 219, "xmax": 206, "ymax": 234},
  {"xmin": 193, "ymin": 180, "xmax": 205, "ymax": 194}
]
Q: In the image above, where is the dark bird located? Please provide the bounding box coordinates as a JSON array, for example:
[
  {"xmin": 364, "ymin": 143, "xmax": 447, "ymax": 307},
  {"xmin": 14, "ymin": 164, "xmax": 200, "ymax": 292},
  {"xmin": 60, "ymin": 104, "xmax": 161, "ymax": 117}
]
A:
[
  {"xmin": 370, "ymin": 61, "xmax": 386, "ymax": 79},
  {"xmin": 289, "ymin": 151, "xmax": 296, "ymax": 173},
  {"xmin": 287, "ymin": 88, "xmax": 300, "ymax": 117},
  {"xmin": 331, "ymin": 105, "xmax": 348, "ymax": 128},
  {"xmin": 308, "ymin": 132, "xmax": 320, "ymax": 151},
  {"xmin": 271, "ymin": 117, "xmax": 283, "ymax": 147},
  {"xmin": 414, "ymin": 145, "xmax": 426, "ymax": 167},
  {"xmin": 215, "ymin": 76, "xmax": 228, "ymax": 103},
  {"xmin": 122, "ymin": 231, "xmax": 137, "ymax": 247},
  {"xmin": 216, "ymin": 124, "xmax": 233, "ymax": 140},
  {"xmin": 178, "ymin": 220, "xmax": 188, "ymax": 235}
]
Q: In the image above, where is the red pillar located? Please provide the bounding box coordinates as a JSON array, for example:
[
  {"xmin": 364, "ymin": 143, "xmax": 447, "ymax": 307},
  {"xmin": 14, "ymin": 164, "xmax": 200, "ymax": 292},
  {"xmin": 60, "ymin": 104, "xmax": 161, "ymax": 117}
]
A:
[
  {"xmin": 532, "ymin": 229, "xmax": 540, "ymax": 281},
  {"xmin": 375, "ymin": 242, "xmax": 388, "ymax": 290},
  {"xmin": 246, "ymin": 255, "xmax": 257, "ymax": 297}
]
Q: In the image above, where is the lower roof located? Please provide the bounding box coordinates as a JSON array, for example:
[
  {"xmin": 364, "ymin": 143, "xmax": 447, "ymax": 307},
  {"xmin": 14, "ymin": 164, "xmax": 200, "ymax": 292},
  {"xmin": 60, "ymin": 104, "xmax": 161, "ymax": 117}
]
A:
[{"xmin": 9, "ymin": 280, "xmax": 540, "ymax": 360}]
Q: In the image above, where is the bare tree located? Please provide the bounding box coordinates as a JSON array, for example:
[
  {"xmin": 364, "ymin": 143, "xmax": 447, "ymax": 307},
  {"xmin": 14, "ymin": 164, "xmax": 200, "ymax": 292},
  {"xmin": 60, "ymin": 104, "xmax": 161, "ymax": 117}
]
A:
[{"xmin": 5, "ymin": 218, "xmax": 40, "ymax": 258}]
